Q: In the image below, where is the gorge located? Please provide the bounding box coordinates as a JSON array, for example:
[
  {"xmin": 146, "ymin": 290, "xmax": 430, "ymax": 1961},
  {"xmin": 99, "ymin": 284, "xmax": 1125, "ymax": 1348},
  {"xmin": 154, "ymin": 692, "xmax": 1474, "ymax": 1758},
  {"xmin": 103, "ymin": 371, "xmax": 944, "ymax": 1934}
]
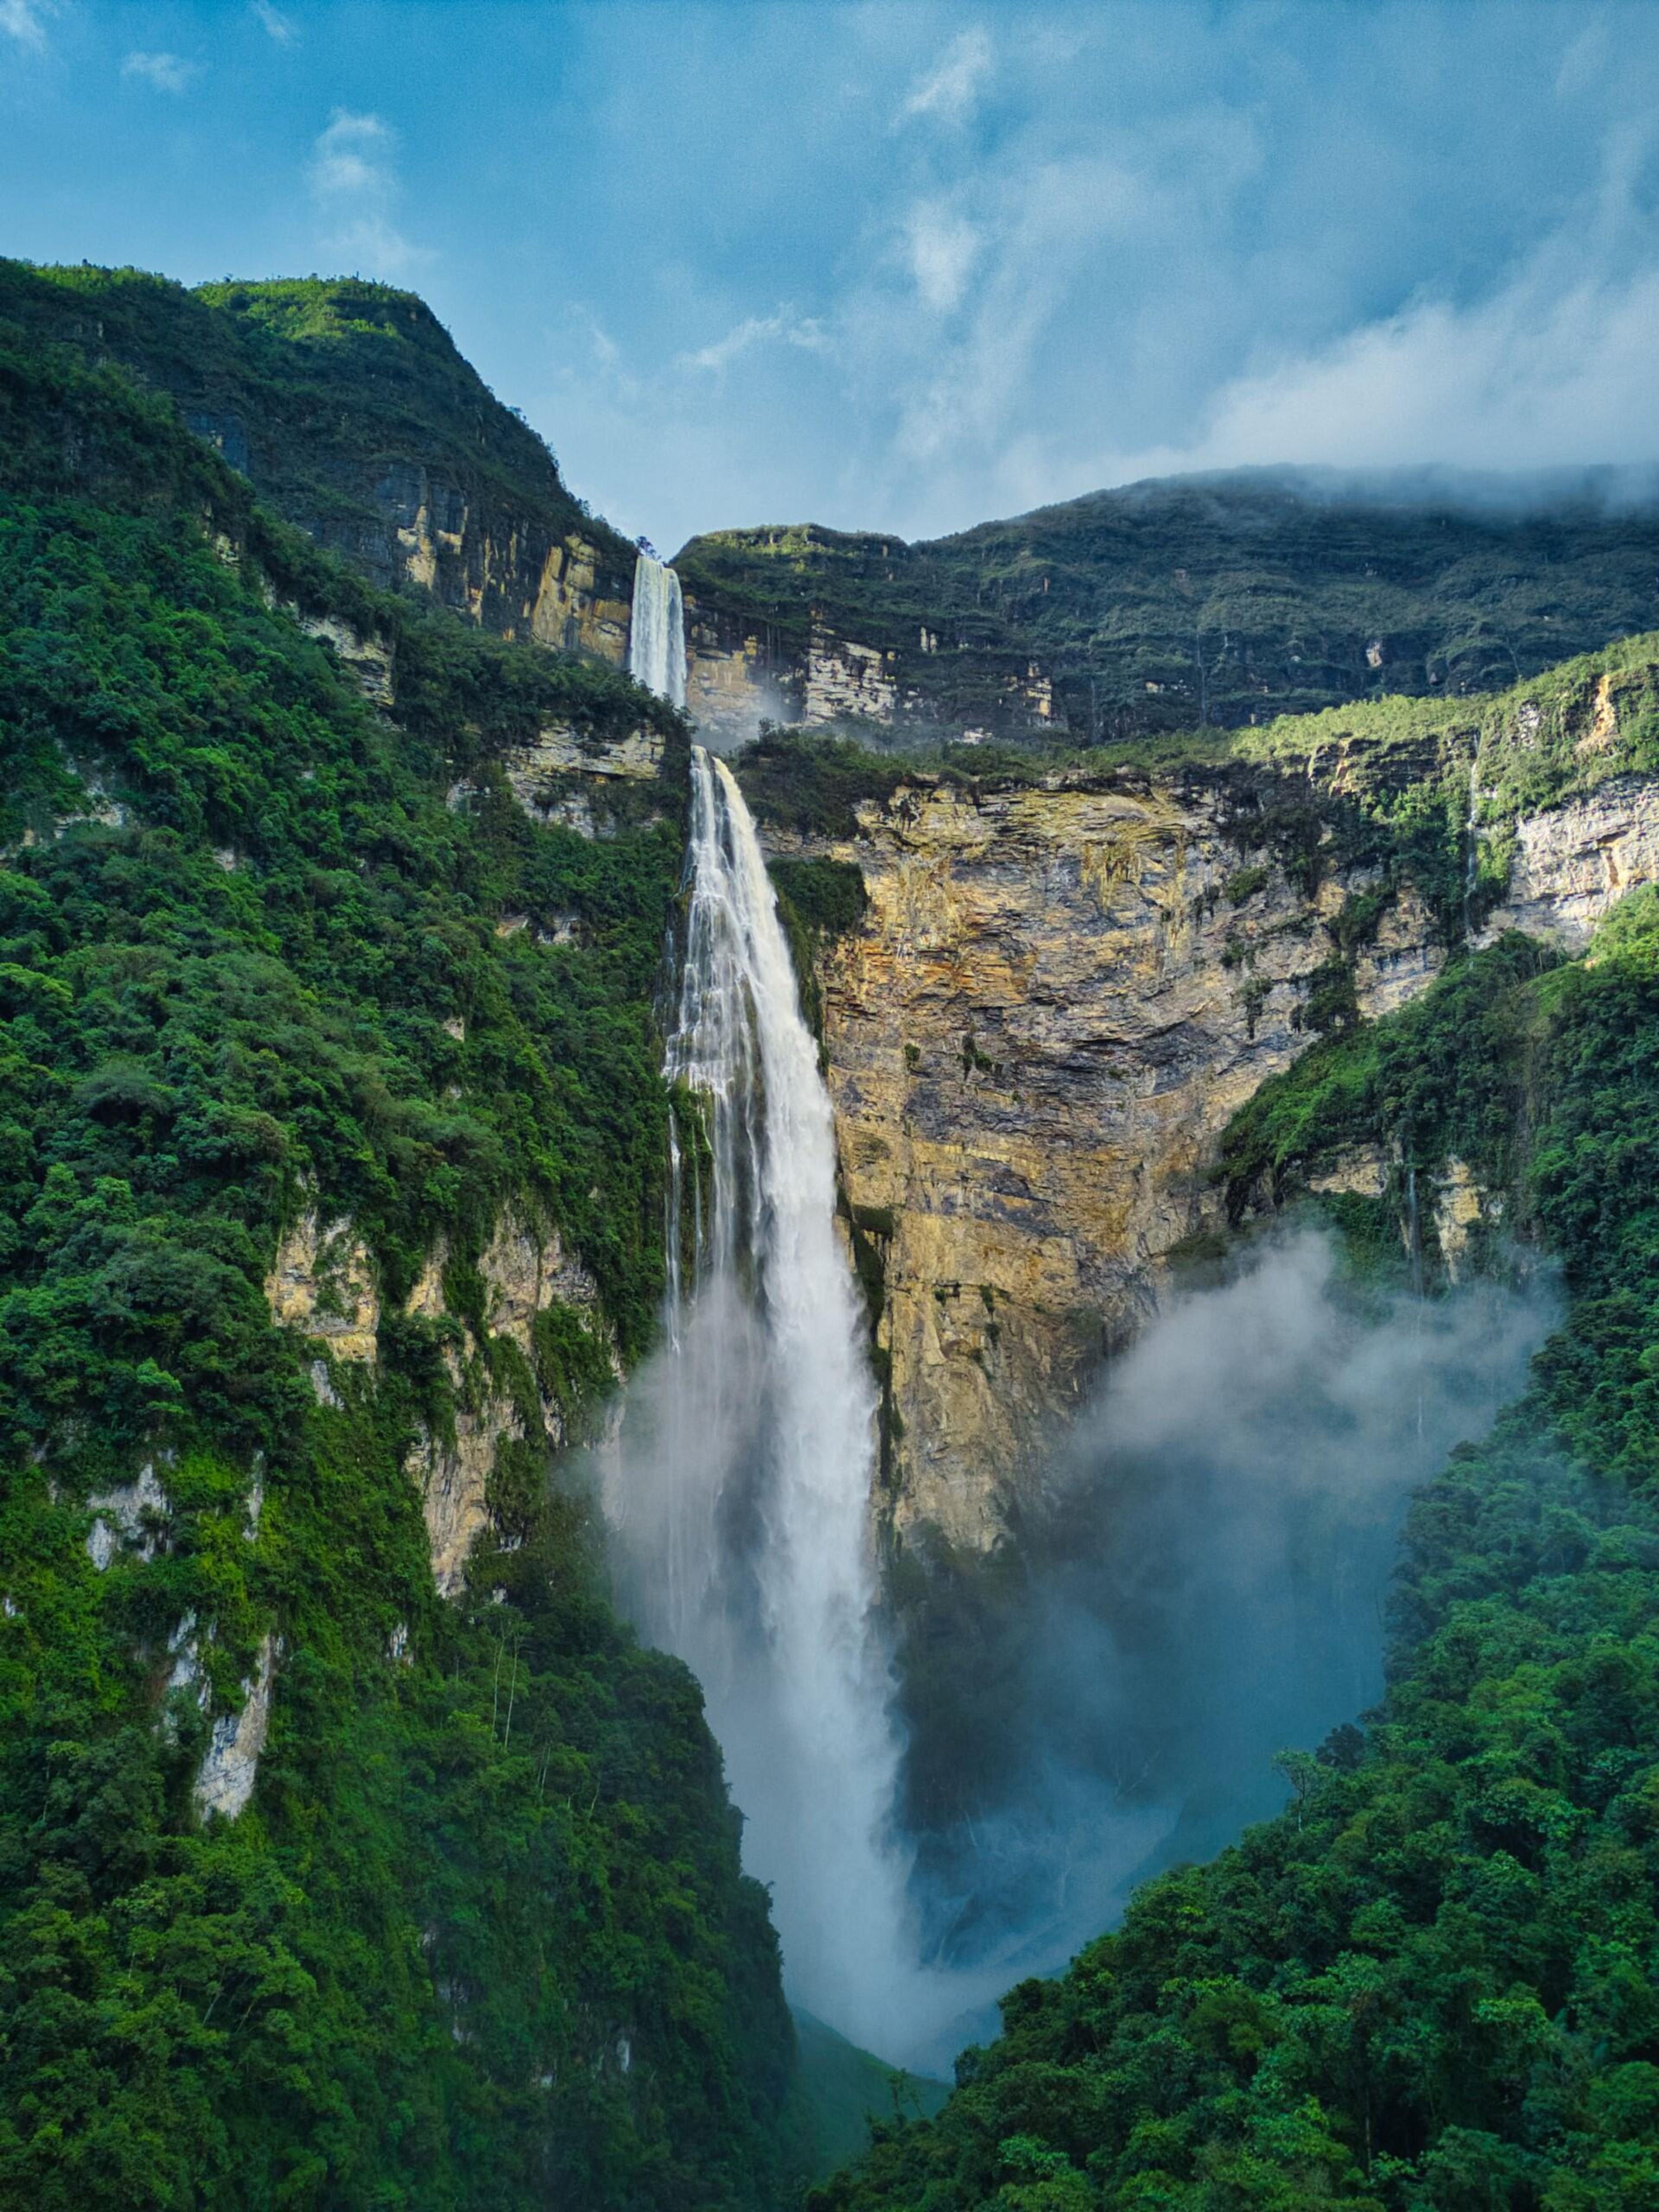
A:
[{"xmin": 6, "ymin": 257, "xmax": 1659, "ymax": 2211}]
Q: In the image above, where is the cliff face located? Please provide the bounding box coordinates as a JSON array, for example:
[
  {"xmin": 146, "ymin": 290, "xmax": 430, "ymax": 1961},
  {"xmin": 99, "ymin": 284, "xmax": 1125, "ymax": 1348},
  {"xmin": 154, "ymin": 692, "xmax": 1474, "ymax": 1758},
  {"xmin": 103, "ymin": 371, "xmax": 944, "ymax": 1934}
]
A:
[
  {"xmin": 795, "ymin": 775, "xmax": 1437, "ymax": 1548},
  {"xmin": 685, "ymin": 591, "xmax": 1062, "ymax": 751},
  {"xmin": 769, "ymin": 670, "xmax": 1659, "ymax": 1554}
]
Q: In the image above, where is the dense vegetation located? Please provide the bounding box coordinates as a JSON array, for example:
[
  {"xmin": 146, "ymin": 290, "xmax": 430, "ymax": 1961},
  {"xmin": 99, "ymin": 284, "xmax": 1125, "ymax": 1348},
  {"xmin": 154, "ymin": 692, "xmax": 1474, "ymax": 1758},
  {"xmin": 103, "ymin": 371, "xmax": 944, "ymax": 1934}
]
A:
[
  {"xmin": 816, "ymin": 905, "xmax": 1659, "ymax": 2211},
  {"xmin": 0, "ymin": 257, "xmax": 637, "ymax": 626},
  {"xmin": 678, "ymin": 470, "xmax": 1659, "ymax": 744},
  {"xmin": 0, "ymin": 296, "xmax": 798, "ymax": 2206}
]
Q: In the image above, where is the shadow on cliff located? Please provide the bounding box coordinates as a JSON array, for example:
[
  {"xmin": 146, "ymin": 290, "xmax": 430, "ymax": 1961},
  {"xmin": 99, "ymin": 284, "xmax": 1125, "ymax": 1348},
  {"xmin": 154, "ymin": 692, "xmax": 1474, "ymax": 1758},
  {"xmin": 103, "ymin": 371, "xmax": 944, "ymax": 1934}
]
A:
[{"xmin": 892, "ymin": 1228, "xmax": 1557, "ymax": 2063}]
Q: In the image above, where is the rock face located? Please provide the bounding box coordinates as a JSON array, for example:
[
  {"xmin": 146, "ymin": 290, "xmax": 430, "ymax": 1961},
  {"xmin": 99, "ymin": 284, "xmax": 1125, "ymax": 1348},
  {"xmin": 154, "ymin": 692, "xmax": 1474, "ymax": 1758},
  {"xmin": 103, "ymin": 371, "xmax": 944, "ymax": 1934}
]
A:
[
  {"xmin": 194, "ymin": 1634, "xmax": 279, "ymax": 1821},
  {"xmin": 795, "ymin": 764, "xmax": 1659, "ymax": 1553},
  {"xmin": 264, "ymin": 1213, "xmax": 380, "ymax": 1369},
  {"xmin": 683, "ymin": 597, "xmax": 804, "ymax": 744},
  {"xmin": 405, "ymin": 1214, "xmax": 613, "ymax": 1596},
  {"xmin": 264, "ymin": 1202, "xmax": 610, "ymax": 1593},
  {"xmin": 502, "ymin": 722, "xmax": 665, "ymax": 814},
  {"xmin": 1478, "ymin": 775, "xmax": 1659, "ymax": 947},
  {"xmin": 684, "ymin": 599, "xmax": 1062, "ymax": 752}
]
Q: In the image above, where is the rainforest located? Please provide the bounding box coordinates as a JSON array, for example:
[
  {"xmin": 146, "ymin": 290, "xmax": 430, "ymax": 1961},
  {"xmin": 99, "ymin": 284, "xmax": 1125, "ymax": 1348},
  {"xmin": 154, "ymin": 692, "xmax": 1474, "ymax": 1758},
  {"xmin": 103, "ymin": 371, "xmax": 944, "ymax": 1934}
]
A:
[{"xmin": 8, "ymin": 8, "xmax": 1659, "ymax": 2208}]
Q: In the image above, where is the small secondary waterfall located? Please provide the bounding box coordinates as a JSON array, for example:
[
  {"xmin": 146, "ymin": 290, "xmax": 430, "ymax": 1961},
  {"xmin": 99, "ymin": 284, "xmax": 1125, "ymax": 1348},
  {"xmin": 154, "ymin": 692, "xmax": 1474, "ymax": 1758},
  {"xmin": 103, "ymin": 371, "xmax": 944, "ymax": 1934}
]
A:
[
  {"xmin": 605, "ymin": 747, "xmax": 918, "ymax": 2052},
  {"xmin": 627, "ymin": 550, "xmax": 686, "ymax": 709}
]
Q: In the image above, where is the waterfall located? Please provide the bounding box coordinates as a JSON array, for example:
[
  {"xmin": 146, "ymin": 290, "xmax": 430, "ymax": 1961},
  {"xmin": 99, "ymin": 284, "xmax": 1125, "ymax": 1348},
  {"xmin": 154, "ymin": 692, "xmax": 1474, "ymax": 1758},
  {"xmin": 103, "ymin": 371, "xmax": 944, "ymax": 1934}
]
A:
[
  {"xmin": 627, "ymin": 551, "xmax": 686, "ymax": 708},
  {"xmin": 605, "ymin": 747, "xmax": 919, "ymax": 2053}
]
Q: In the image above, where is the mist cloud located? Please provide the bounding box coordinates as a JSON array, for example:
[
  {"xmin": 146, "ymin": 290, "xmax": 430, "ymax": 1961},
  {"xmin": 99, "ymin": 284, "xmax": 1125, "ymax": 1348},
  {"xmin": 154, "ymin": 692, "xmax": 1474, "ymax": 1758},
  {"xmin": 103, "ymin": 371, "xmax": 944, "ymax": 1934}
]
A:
[{"xmin": 899, "ymin": 1232, "xmax": 1556, "ymax": 2066}]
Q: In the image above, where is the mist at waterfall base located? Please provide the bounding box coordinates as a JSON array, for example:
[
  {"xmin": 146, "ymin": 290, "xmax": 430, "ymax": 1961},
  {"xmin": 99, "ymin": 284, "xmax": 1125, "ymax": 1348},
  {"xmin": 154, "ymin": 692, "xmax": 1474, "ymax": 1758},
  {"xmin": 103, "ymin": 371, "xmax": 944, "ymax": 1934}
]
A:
[
  {"xmin": 896, "ymin": 1234, "xmax": 1556, "ymax": 2053},
  {"xmin": 604, "ymin": 1166, "xmax": 1551, "ymax": 2070}
]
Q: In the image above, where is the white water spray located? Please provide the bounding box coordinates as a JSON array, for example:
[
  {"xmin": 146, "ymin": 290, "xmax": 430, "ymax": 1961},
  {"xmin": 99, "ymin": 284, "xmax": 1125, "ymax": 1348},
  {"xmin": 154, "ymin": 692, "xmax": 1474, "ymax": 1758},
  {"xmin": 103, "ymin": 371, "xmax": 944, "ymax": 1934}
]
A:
[
  {"xmin": 627, "ymin": 550, "xmax": 686, "ymax": 709},
  {"xmin": 606, "ymin": 747, "xmax": 928, "ymax": 2053}
]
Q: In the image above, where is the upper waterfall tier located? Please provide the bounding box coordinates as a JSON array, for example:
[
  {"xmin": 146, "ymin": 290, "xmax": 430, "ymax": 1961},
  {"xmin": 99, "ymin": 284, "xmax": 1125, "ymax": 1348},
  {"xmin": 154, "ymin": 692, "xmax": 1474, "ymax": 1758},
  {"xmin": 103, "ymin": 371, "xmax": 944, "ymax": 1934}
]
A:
[{"xmin": 627, "ymin": 551, "xmax": 687, "ymax": 708}]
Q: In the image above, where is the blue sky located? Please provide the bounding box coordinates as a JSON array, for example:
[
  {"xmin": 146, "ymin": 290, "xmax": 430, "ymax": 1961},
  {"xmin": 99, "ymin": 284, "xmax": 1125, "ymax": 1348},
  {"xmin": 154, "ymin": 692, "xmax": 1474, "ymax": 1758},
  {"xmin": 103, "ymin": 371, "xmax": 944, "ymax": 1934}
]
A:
[{"xmin": 4, "ymin": 1, "xmax": 1659, "ymax": 551}]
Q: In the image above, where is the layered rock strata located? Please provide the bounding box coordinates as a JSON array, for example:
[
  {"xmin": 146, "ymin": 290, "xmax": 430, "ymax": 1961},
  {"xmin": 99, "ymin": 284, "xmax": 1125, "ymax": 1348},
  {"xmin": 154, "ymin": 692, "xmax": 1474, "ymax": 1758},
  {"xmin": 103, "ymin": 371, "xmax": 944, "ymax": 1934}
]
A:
[{"xmin": 791, "ymin": 765, "xmax": 1659, "ymax": 1553}]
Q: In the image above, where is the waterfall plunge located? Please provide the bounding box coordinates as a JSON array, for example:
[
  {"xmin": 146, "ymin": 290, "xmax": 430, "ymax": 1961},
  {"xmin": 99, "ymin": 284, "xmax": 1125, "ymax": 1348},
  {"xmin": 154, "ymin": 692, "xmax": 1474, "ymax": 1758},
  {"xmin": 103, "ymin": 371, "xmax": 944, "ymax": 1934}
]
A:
[
  {"xmin": 627, "ymin": 551, "xmax": 686, "ymax": 709},
  {"xmin": 606, "ymin": 748, "xmax": 928, "ymax": 2053}
]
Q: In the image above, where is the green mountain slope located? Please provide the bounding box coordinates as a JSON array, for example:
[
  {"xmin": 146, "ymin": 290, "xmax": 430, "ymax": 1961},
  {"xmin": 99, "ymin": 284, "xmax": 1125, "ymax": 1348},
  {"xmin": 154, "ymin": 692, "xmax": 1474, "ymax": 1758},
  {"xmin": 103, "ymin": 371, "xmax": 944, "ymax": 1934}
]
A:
[
  {"xmin": 0, "ymin": 257, "xmax": 637, "ymax": 630},
  {"xmin": 812, "ymin": 911, "xmax": 1659, "ymax": 2210},
  {"xmin": 678, "ymin": 469, "xmax": 1659, "ymax": 743},
  {"xmin": 0, "ymin": 282, "xmax": 793, "ymax": 2207}
]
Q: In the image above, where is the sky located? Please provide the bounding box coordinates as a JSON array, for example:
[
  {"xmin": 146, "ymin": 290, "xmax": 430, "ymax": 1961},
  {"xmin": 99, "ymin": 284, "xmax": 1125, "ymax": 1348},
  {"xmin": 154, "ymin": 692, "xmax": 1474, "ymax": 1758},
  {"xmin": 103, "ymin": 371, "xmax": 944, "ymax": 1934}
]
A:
[{"xmin": 5, "ymin": 1, "xmax": 1659, "ymax": 552}]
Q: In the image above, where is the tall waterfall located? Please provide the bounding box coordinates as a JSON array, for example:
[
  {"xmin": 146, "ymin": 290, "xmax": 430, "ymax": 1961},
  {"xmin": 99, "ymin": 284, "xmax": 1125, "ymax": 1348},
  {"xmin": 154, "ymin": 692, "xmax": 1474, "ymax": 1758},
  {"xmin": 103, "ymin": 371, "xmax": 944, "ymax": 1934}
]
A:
[
  {"xmin": 605, "ymin": 747, "xmax": 918, "ymax": 2052},
  {"xmin": 627, "ymin": 550, "xmax": 686, "ymax": 708}
]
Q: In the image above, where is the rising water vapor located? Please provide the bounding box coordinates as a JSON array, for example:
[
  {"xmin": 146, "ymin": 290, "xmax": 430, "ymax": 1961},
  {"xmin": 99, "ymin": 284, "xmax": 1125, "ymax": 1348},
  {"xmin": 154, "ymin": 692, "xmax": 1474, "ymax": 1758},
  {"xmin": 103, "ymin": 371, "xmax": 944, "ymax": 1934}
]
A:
[{"xmin": 903, "ymin": 1233, "xmax": 1556, "ymax": 2045}]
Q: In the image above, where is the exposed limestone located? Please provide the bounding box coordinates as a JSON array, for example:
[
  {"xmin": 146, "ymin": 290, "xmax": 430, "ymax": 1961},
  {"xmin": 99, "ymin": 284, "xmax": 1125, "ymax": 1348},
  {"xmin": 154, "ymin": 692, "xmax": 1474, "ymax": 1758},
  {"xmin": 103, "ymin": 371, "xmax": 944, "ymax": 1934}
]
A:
[
  {"xmin": 292, "ymin": 608, "xmax": 395, "ymax": 706},
  {"xmin": 1433, "ymin": 1157, "xmax": 1497, "ymax": 1284},
  {"xmin": 86, "ymin": 1460, "xmax": 168, "ymax": 1570},
  {"xmin": 264, "ymin": 1212, "xmax": 379, "ymax": 1367},
  {"xmin": 803, "ymin": 629, "xmax": 899, "ymax": 725},
  {"xmin": 530, "ymin": 533, "xmax": 632, "ymax": 664},
  {"xmin": 194, "ymin": 1634, "xmax": 279, "ymax": 1821},
  {"xmin": 804, "ymin": 773, "xmax": 1444, "ymax": 1549},
  {"xmin": 1307, "ymin": 1147, "xmax": 1391, "ymax": 1199},
  {"xmin": 503, "ymin": 724, "xmax": 665, "ymax": 820},
  {"xmin": 1479, "ymin": 775, "xmax": 1659, "ymax": 947},
  {"xmin": 406, "ymin": 1217, "xmax": 613, "ymax": 1595},
  {"xmin": 683, "ymin": 598, "xmax": 1061, "ymax": 750},
  {"xmin": 683, "ymin": 597, "xmax": 801, "ymax": 747},
  {"xmin": 804, "ymin": 766, "xmax": 1659, "ymax": 1552}
]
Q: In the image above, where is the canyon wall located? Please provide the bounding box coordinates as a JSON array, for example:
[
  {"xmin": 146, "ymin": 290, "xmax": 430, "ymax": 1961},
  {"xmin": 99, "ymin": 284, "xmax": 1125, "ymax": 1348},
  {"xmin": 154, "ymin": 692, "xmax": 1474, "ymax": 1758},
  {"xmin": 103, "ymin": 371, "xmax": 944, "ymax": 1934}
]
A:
[{"xmin": 778, "ymin": 742, "xmax": 1659, "ymax": 1555}]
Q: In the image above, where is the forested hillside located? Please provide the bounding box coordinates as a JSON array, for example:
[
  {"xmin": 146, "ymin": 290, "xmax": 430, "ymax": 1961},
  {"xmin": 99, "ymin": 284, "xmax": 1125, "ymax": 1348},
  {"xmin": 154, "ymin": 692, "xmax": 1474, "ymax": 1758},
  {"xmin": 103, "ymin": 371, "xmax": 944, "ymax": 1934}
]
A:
[
  {"xmin": 813, "ymin": 910, "xmax": 1659, "ymax": 2210},
  {"xmin": 678, "ymin": 470, "xmax": 1659, "ymax": 743},
  {"xmin": 0, "ymin": 284, "xmax": 796, "ymax": 2207},
  {"xmin": 0, "ymin": 257, "xmax": 638, "ymax": 634}
]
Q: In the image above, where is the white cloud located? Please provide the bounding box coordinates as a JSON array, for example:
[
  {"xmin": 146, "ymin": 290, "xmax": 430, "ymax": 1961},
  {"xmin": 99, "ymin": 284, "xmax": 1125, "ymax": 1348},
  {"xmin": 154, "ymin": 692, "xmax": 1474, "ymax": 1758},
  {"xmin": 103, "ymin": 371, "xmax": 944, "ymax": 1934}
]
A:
[
  {"xmin": 679, "ymin": 306, "xmax": 826, "ymax": 375},
  {"xmin": 902, "ymin": 200, "xmax": 981, "ymax": 313},
  {"xmin": 0, "ymin": 0, "xmax": 55, "ymax": 49},
  {"xmin": 251, "ymin": 0, "xmax": 297, "ymax": 42},
  {"xmin": 122, "ymin": 51, "xmax": 201, "ymax": 94},
  {"xmin": 308, "ymin": 109, "xmax": 428, "ymax": 276},
  {"xmin": 899, "ymin": 26, "xmax": 992, "ymax": 125},
  {"xmin": 1070, "ymin": 136, "xmax": 1659, "ymax": 497}
]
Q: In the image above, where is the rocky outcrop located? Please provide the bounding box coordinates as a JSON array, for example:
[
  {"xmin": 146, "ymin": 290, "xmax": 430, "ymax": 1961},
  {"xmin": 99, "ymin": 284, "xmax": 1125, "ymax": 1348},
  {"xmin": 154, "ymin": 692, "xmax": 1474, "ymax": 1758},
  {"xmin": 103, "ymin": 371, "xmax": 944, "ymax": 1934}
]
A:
[
  {"xmin": 1478, "ymin": 775, "xmax": 1659, "ymax": 947},
  {"xmin": 264, "ymin": 1213, "xmax": 379, "ymax": 1368},
  {"xmin": 194, "ymin": 1633, "xmax": 279, "ymax": 1821},
  {"xmin": 291, "ymin": 609, "xmax": 395, "ymax": 706},
  {"xmin": 406, "ymin": 1215, "xmax": 613, "ymax": 1595},
  {"xmin": 794, "ymin": 773, "xmax": 1431, "ymax": 1548},
  {"xmin": 86, "ymin": 1460, "xmax": 169, "ymax": 1570},
  {"xmin": 682, "ymin": 593, "xmax": 1063, "ymax": 753},
  {"xmin": 683, "ymin": 596, "xmax": 804, "ymax": 747},
  {"xmin": 502, "ymin": 723, "xmax": 664, "ymax": 816},
  {"xmin": 529, "ymin": 534, "xmax": 634, "ymax": 664}
]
